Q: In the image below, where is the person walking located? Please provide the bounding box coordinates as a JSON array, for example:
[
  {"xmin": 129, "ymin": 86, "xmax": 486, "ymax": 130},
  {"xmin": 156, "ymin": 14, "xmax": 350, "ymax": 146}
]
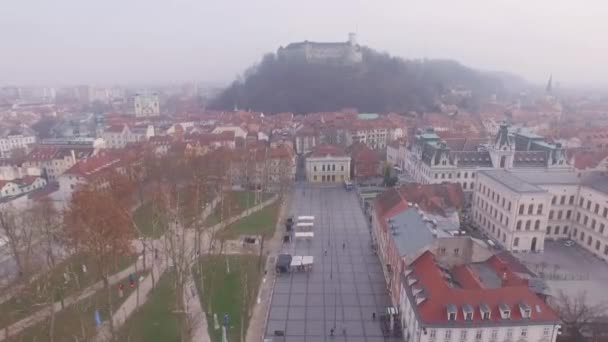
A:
[
  {"xmin": 324, "ymin": 249, "xmax": 328, "ymax": 256},
  {"xmin": 372, "ymin": 312, "xmax": 376, "ymax": 320},
  {"xmin": 342, "ymin": 242, "xmax": 346, "ymax": 249}
]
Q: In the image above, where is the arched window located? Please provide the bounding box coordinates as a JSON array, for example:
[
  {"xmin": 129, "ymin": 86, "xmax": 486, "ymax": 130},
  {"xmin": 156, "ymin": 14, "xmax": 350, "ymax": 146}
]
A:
[
  {"xmin": 534, "ymin": 220, "xmax": 540, "ymax": 230},
  {"xmin": 516, "ymin": 221, "xmax": 522, "ymax": 230}
]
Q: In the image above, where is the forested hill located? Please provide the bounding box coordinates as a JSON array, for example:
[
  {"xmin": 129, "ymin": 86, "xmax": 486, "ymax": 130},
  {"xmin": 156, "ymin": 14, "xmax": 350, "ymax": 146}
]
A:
[{"xmin": 209, "ymin": 47, "xmax": 518, "ymax": 114}]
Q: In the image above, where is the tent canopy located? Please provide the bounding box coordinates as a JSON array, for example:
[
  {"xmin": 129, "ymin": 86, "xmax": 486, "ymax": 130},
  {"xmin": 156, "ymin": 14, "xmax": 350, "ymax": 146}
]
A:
[
  {"xmin": 295, "ymin": 232, "xmax": 314, "ymax": 238},
  {"xmin": 290, "ymin": 255, "xmax": 314, "ymax": 267}
]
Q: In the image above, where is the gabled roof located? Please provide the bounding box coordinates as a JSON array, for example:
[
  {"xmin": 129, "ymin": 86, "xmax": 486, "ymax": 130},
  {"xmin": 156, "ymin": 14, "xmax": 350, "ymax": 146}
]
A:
[
  {"xmin": 309, "ymin": 144, "xmax": 348, "ymax": 158},
  {"xmin": 571, "ymin": 148, "xmax": 608, "ymax": 170},
  {"xmin": 64, "ymin": 152, "xmax": 122, "ymax": 179},
  {"xmin": 405, "ymin": 251, "xmax": 559, "ymax": 326},
  {"xmin": 396, "ymin": 183, "xmax": 464, "ymax": 217}
]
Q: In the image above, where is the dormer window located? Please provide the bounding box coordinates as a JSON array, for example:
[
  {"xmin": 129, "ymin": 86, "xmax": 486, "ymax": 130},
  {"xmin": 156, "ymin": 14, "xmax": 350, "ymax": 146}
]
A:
[
  {"xmin": 519, "ymin": 302, "xmax": 532, "ymax": 319},
  {"xmin": 499, "ymin": 303, "xmax": 511, "ymax": 319},
  {"xmin": 480, "ymin": 303, "xmax": 491, "ymax": 320},
  {"xmin": 462, "ymin": 304, "xmax": 474, "ymax": 321},
  {"xmin": 447, "ymin": 304, "xmax": 457, "ymax": 321}
]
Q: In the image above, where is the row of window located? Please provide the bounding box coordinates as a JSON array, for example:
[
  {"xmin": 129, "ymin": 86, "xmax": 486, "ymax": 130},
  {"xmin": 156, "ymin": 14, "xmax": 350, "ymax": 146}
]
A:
[
  {"xmin": 478, "ymin": 182, "xmax": 513, "ymax": 212},
  {"xmin": 475, "ymin": 212, "xmax": 507, "ymax": 244},
  {"xmin": 433, "ymin": 172, "xmax": 476, "ymax": 181},
  {"xmin": 575, "ymin": 212, "xmax": 607, "ymax": 234},
  {"xmin": 428, "ymin": 326, "xmax": 549, "ymax": 340},
  {"xmin": 476, "ymin": 198, "xmax": 510, "ymax": 227},
  {"xmin": 579, "ymin": 197, "xmax": 608, "ymax": 218},
  {"xmin": 552, "ymin": 194, "xmax": 576, "ymax": 206},
  {"xmin": 515, "ymin": 219, "xmax": 542, "ymax": 231},
  {"xmin": 312, "ymin": 175, "xmax": 343, "ymax": 182},
  {"xmin": 312, "ymin": 164, "xmax": 345, "ymax": 172},
  {"xmin": 549, "ymin": 209, "xmax": 572, "ymax": 220},
  {"xmin": 572, "ymin": 228, "xmax": 608, "ymax": 256}
]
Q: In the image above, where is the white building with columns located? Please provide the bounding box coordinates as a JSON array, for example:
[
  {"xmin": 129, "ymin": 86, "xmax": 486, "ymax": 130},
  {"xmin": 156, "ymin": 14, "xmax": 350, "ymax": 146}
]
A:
[{"xmin": 305, "ymin": 144, "xmax": 350, "ymax": 183}]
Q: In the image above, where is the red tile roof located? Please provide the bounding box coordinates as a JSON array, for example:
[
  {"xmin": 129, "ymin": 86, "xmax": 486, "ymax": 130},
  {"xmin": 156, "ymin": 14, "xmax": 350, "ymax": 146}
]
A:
[
  {"xmin": 64, "ymin": 152, "xmax": 122, "ymax": 178},
  {"xmin": 374, "ymin": 188, "xmax": 410, "ymax": 220},
  {"xmin": 397, "ymin": 183, "xmax": 464, "ymax": 216},
  {"xmin": 407, "ymin": 251, "xmax": 559, "ymax": 326},
  {"xmin": 309, "ymin": 144, "xmax": 348, "ymax": 158},
  {"xmin": 571, "ymin": 148, "xmax": 608, "ymax": 170}
]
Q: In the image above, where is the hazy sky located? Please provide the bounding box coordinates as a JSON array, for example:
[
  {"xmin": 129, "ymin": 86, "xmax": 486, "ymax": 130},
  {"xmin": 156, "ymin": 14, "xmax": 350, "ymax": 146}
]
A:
[{"xmin": 1, "ymin": 0, "xmax": 606, "ymax": 87}]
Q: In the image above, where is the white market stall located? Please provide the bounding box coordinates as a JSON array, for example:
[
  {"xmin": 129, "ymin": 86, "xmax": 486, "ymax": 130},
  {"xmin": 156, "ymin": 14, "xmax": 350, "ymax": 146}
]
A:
[
  {"xmin": 297, "ymin": 216, "xmax": 315, "ymax": 222},
  {"xmin": 294, "ymin": 232, "xmax": 314, "ymax": 239},
  {"xmin": 290, "ymin": 255, "xmax": 314, "ymax": 272},
  {"xmin": 295, "ymin": 222, "xmax": 314, "ymax": 231}
]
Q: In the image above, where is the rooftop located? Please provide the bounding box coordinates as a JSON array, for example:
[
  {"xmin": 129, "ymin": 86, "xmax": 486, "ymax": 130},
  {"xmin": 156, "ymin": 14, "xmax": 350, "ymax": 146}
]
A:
[
  {"xmin": 581, "ymin": 171, "xmax": 608, "ymax": 195},
  {"xmin": 405, "ymin": 251, "xmax": 559, "ymax": 326},
  {"xmin": 479, "ymin": 170, "xmax": 546, "ymax": 193},
  {"xmin": 308, "ymin": 144, "xmax": 348, "ymax": 158}
]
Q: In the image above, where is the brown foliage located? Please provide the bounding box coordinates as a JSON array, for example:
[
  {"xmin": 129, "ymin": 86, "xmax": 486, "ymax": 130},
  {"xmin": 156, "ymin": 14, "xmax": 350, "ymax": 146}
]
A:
[{"xmin": 64, "ymin": 187, "xmax": 135, "ymax": 275}]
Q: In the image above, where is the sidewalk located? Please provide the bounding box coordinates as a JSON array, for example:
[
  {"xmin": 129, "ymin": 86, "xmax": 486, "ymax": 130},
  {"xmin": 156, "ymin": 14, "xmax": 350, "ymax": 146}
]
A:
[
  {"xmin": 245, "ymin": 194, "xmax": 290, "ymax": 342},
  {"xmin": 184, "ymin": 271, "xmax": 210, "ymax": 342},
  {"xmin": 93, "ymin": 259, "xmax": 167, "ymax": 342}
]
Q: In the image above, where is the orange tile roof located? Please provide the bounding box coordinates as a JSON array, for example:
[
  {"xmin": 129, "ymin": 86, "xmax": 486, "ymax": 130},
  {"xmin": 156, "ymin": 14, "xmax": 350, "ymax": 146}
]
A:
[
  {"xmin": 64, "ymin": 152, "xmax": 122, "ymax": 178},
  {"xmin": 309, "ymin": 144, "xmax": 348, "ymax": 158},
  {"xmin": 408, "ymin": 251, "xmax": 559, "ymax": 325}
]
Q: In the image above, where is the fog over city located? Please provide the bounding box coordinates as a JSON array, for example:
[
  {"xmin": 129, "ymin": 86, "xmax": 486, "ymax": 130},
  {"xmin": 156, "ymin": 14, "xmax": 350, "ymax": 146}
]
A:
[{"xmin": 1, "ymin": 0, "xmax": 607, "ymax": 86}]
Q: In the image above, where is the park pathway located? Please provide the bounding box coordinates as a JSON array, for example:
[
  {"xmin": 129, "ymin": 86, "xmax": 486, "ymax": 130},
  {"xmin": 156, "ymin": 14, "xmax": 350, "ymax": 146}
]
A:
[
  {"xmin": 92, "ymin": 258, "xmax": 168, "ymax": 342},
  {"xmin": 0, "ymin": 243, "xmax": 161, "ymax": 342}
]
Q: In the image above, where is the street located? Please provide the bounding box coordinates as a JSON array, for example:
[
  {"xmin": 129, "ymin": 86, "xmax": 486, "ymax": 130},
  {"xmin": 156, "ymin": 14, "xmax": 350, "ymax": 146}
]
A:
[{"xmin": 265, "ymin": 184, "xmax": 400, "ymax": 342}]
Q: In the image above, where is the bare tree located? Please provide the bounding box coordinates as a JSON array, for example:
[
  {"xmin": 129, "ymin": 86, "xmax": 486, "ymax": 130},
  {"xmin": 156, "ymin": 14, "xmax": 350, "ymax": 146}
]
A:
[
  {"xmin": 29, "ymin": 198, "xmax": 63, "ymax": 270},
  {"xmin": 553, "ymin": 290, "xmax": 608, "ymax": 338},
  {"xmin": 0, "ymin": 204, "xmax": 36, "ymax": 279},
  {"xmin": 64, "ymin": 187, "xmax": 136, "ymax": 342},
  {"xmin": 159, "ymin": 185, "xmax": 197, "ymax": 342}
]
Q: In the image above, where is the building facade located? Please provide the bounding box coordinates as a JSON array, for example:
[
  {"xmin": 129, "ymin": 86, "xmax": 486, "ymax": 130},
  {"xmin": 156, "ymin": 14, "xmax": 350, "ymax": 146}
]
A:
[
  {"xmin": 473, "ymin": 170, "xmax": 551, "ymax": 253},
  {"xmin": 399, "ymin": 251, "xmax": 561, "ymax": 342},
  {"xmin": 23, "ymin": 145, "xmax": 94, "ymax": 181},
  {"xmin": 277, "ymin": 33, "xmax": 362, "ymax": 65},
  {"xmin": 405, "ymin": 123, "xmax": 571, "ymax": 195},
  {"xmin": 134, "ymin": 93, "xmax": 160, "ymax": 117},
  {"xmin": 0, "ymin": 127, "xmax": 36, "ymax": 158},
  {"xmin": 472, "ymin": 169, "xmax": 608, "ymax": 260},
  {"xmin": 305, "ymin": 144, "xmax": 351, "ymax": 183}
]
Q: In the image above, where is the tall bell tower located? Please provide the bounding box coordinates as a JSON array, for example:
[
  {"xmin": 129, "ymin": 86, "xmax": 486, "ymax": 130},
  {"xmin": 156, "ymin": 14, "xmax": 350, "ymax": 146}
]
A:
[{"xmin": 489, "ymin": 121, "xmax": 515, "ymax": 169}]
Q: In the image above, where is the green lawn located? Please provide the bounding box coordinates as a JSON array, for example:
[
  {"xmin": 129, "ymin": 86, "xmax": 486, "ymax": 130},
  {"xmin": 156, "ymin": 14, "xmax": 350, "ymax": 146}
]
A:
[
  {"xmin": 12, "ymin": 270, "xmax": 146, "ymax": 342},
  {"xmin": 133, "ymin": 201, "xmax": 168, "ymax": 238},
  {"xmin": 0, "ymin": 253, "xmax": 136, "ymax": 329},
  {"xmin": 216, "ymin": 202, "xmax": 281, "ymax": 240},
  {"xmin": 204, "ymin": 191, "xmax": 274, "ymax": 227},
  {"xmin": 193, "ymin": 255, "xmax": 265, "ymax": 342},
  {"xmin": 117, "ymin": 272, "xmax": 181, "ymax": 342}
]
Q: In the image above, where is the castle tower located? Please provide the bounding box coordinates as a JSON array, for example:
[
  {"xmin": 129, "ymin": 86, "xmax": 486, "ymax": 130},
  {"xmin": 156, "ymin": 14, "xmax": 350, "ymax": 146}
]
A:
[
  {"xmin": 489, "ymin": 121, "xmax": 515, "ymax": 169},
  {"xmin": 348, "ymin": 32, "xmax": 357, "ymax": 45}
]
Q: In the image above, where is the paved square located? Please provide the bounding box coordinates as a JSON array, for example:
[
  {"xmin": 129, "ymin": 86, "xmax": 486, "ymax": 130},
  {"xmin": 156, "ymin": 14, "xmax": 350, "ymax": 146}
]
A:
[{"xmin": 265, "ymin": 185, "xmax": 400, "ymax": 341}]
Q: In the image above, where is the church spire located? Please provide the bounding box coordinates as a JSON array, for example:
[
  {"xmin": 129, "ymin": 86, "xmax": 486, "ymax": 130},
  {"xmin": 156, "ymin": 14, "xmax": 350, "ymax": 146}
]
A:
[{"xmin": 546, "ymin": 74, "xmax": 553, "ymax": 93}]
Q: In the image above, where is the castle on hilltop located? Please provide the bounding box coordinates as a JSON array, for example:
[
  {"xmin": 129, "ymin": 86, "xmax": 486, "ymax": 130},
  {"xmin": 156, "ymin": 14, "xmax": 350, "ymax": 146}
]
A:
[{"xmin": 277, "ymin": 33, "xmax": 363, "ymax": 65}]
